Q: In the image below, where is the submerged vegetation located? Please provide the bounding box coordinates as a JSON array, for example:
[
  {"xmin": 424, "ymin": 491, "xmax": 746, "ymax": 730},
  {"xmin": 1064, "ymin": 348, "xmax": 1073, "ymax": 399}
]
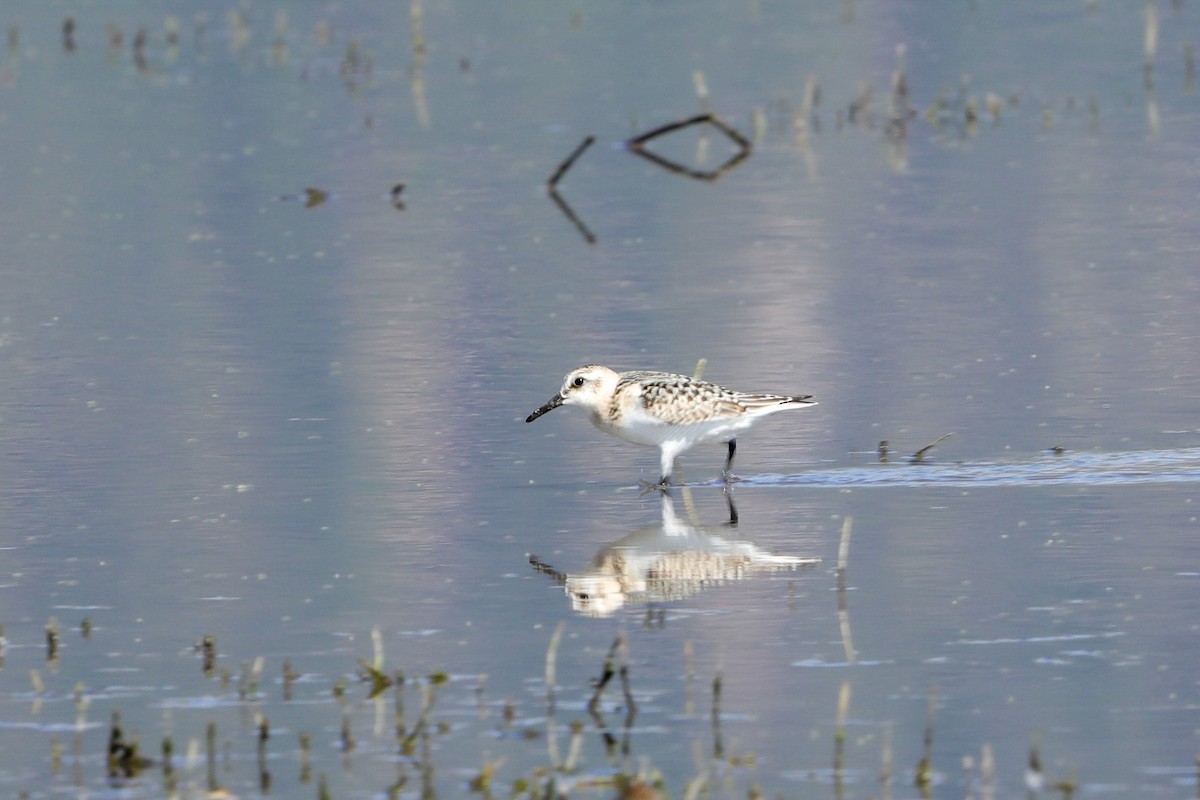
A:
[{"xmin": 1, "ymin": 619, "xmax": 1123, "ymax": 799}]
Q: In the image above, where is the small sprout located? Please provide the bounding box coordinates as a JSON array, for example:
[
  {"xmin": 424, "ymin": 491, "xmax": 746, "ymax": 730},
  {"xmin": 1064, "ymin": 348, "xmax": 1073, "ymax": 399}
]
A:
[
  {"xmin": 303, "ymin": 187, "xmax": 328, "ymax": 208},
  {"xmin": 358, "ymin": 659, "xmax": 393, "ymax": 698},
  {"xmin": 132, "ymin": 28, "xmax": 148, "ymax": 72},
  {"xmin": 914, "ymin": 755, "xmax": 933, "ymax": 791},
  {"xmin": 986, "ymin": 92, "xmax": 1004, "ymax": 122},
  {"xmin": 470, "ymin": 756, "xmax": 504, "ymax": 793},
  {"xmin": 1026, "ymin": 734, "xmax": 1046, "ymax": 792},
  {"xmin": 198, "ymin": 634, "xmax": 217, "ymax": 676},
  {"xmin": 46, "ymin": 617, "xmax": 59, "ymax": 663},
  {"xmin": 108, "ymin": 710, "xmax": 154, "ymax": 777}
]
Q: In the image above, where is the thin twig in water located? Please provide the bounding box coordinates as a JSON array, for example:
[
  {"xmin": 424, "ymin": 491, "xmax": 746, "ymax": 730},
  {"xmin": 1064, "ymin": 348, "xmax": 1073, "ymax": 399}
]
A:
[
  {"xmin": 547, "ymin": 135, "xmax": 595, "ymax": 188},
  {"xmin": 546, "ymin": 135, "xmax": 597, "ymax": 244},
  {"xmin": 626, "ymin": 112, "xmax": 751, "ymax": 182},
  {"xmin": 546, "ymin": 188, "xmax": 596, "ymax": 244}
]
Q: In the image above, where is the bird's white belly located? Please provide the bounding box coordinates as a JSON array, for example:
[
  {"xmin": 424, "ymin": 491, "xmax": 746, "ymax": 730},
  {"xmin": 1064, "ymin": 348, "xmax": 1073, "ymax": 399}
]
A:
[{"xmin": 590, "ymin": 411, "xmax": 751, "ymax": 448}]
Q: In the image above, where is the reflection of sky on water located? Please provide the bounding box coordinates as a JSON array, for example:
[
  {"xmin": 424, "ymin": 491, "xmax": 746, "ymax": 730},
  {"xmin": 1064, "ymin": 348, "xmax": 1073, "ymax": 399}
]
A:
[{"xmin": 0, "ymin": 2, "xmax": 1198, "ymax": 797}]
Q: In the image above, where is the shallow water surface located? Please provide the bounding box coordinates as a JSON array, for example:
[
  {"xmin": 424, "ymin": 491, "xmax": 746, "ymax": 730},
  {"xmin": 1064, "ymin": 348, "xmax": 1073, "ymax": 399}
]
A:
[{"xmin": 1, "ymin": 1, "xmax": 1199, "ymax": 798}]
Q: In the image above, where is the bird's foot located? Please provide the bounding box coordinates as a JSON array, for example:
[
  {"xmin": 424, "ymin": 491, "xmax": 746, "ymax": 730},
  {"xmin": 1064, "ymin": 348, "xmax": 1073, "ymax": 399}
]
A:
[
  {"xmin": 721, "ymin": 470, "xmax": 744, "ymax": 485},
  {"xmin": 638, "ymin": 477, "xmax": 672, "ymax": 495}
]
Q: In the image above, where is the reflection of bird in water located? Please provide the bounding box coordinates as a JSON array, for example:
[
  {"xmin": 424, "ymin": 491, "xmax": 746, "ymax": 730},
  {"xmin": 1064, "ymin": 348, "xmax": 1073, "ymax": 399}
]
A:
[
  {"xmin": 525, "ymin": 365, "xmax": 816, "ymax": 487},
  {"xmin": 530, "ymin": 491, "xmax": 819, "ymax": 617}
]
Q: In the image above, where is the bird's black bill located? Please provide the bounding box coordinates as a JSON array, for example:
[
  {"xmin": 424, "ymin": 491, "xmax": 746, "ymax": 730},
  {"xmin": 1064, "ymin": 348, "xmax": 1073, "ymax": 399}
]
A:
[{"xmin": 525, "ymin": 394, "xmax": 563, "ymax": 423}]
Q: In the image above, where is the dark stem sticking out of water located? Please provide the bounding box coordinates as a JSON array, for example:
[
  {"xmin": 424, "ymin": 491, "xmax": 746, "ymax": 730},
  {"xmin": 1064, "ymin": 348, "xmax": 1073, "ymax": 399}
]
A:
[
  {"xmin": 546, "ymin": 136, "xmax": 597, "ymax": 244},
  {"xmin": 627, "ymin": 112, "xmax": 752, "ymax": 182},
  {"xmin": 547, "ymin": 135, "xmax": 595, "ymax": 188},
  {"xmin": 914, "ymin": 685, "xmax": 937, "ymax": 797},
  {"xmin": 910, "ymin": 432, "xmax": 953, "ymax": 463}
]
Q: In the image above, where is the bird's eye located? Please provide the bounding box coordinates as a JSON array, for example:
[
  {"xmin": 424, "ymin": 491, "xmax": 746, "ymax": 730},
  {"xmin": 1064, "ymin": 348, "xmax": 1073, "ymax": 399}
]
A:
[{"xmin": 572, "ymin": 376, "xmax": 585, "ymax": 388}]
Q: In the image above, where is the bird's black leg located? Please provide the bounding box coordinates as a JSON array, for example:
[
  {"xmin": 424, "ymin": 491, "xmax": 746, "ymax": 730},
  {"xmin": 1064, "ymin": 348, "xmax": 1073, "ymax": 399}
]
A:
[
  {"xmin": 722, "ymin": 439, "xmax": 738, "ymax": 481},
  {"xmin": 722, "ymin": 483, "xmax": 739, "ymax": 526}
]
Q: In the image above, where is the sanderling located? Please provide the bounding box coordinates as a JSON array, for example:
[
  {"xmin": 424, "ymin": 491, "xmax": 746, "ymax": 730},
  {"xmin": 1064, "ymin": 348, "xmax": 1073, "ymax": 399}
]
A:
[{"xmin": 525, "ymin": 365, "xmax": 816, "ymax": 486}]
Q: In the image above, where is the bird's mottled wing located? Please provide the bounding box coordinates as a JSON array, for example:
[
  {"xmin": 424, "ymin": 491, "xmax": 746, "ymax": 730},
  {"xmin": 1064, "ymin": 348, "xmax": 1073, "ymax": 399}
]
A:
[{"xmin": 627, "ymin": 373, "xmax": 747, "ymax": 424}]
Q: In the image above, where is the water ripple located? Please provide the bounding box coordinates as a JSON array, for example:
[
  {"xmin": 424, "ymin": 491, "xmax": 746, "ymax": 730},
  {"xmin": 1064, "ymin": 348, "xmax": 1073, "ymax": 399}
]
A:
[{"xmin": 741, "ymin": 447, "xmax": 1200, "ymax": 488}]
